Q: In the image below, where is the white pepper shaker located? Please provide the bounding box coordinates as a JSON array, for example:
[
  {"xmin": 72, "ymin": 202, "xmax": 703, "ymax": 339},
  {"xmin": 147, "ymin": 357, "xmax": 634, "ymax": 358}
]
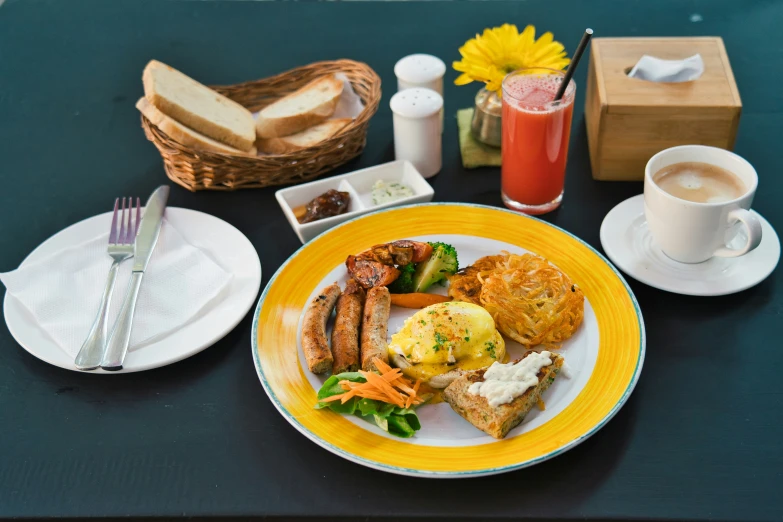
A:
[
  {"xmin": 394, "ymin": 54, "xmax": 446, "ymax": 133},
  {"xmin": 390, "ymin": 87, "xmax": 443, "ymax": 178}
]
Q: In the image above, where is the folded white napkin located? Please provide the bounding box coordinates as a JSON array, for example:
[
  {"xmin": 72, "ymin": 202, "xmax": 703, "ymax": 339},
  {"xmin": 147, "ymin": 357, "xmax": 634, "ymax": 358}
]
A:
[
  {"xmin": 628, "ymin": 53, "xmax": 704, "ymax": 82},
  {"xmin": 0, "ymin": 219, "xmax": 232, "ymax": 358}
]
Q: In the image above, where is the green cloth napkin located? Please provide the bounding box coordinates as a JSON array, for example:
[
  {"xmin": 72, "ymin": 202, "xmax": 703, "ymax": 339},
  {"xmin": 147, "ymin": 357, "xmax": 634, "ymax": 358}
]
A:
[{"xmin": 457, "ymin": 108, "xmax": 501, "ymax": 169}]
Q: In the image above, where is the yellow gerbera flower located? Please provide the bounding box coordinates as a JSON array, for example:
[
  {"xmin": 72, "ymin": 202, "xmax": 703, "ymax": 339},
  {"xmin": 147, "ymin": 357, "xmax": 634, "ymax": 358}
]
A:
[{"xmin": 453, "ymin": 24, "xmax": 570, "ymax": 93}]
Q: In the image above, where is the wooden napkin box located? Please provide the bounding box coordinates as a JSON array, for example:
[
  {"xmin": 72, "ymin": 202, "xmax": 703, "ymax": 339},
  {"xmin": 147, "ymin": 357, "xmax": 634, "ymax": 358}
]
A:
[{"xmin": 584, "ymin": 37, "xmax": 742, "ymax": 181}]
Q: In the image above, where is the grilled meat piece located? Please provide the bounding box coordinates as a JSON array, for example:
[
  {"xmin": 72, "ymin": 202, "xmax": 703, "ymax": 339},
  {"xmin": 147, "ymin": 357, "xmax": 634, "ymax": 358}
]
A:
[
  {"xmin": 346, "ymin": 255, "xmax": 401, "ymax": 289},
  {"xmin": 359, "ymin": 240, "xmax": 433, "ymax": 266}
]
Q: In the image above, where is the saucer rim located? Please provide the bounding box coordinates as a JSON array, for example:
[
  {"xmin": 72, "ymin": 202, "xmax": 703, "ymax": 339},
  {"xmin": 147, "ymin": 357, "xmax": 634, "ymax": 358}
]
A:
[{"xmin": 600, "ymin": 194, "xmax": 780, "ymax": 297}]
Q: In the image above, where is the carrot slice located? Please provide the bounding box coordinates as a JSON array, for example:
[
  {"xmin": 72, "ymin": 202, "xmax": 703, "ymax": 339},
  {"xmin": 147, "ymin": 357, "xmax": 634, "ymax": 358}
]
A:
[{"xmin": 390, "ymin": 293, "xmax": 450, "ymax": 309}]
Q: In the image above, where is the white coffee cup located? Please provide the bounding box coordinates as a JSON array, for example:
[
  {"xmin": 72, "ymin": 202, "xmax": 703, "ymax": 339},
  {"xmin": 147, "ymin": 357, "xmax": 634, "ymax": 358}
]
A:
[{"xmin": 644, "ymin": 145, "xmax": 763, "ymax": 263}]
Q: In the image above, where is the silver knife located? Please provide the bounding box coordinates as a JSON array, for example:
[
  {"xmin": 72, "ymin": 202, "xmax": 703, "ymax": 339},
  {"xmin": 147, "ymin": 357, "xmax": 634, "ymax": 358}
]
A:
[{"xmin": 100, "ymin": 185, "xmax": 170, "ymax": 370}]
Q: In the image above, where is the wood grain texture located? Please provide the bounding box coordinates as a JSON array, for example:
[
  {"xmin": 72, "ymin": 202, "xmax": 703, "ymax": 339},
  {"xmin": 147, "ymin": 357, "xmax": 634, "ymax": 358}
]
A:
[{"xmin": 585, "ymin": 37, "xmax": 742, "ymax": 180}]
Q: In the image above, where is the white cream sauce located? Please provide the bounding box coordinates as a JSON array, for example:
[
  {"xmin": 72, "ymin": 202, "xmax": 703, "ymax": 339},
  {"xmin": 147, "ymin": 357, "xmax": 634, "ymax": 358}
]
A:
[
  {"xmin": 468, "ymin": 351, "xmax": 553, "ymax": 408},
  {"xmin": 371, "ymin": 180, "xmax": 414, "ymax": 205}
]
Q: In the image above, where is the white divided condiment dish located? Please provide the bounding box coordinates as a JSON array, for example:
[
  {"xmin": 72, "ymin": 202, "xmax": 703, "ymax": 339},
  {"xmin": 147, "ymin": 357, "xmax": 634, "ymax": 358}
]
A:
[{"xmin": 275, "ymin": 160, "xmax": 434, "ymax": 243}]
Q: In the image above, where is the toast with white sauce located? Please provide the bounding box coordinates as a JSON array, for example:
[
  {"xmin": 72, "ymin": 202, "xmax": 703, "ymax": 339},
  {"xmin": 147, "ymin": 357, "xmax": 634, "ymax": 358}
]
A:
[{"xmin": 443, "ymin": 352, "xmax": 563, "ymax": 439}]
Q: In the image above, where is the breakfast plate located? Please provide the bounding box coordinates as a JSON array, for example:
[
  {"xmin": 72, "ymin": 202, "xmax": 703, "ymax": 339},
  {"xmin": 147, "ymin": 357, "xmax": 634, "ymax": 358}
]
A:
[
  {"xmin": 252, "ymin": 203, "xmax": 645, "ymax": 477},
  {"xmin": 4, "ymin": 208, "xmax": 262, "ymax": 373}
]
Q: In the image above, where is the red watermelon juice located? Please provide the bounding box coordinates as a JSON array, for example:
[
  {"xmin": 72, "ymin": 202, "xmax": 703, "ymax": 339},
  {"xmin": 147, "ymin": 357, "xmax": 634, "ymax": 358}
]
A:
[{"xmin": 501, "ymin": 69, "xmax": 576, "ymax": 215}]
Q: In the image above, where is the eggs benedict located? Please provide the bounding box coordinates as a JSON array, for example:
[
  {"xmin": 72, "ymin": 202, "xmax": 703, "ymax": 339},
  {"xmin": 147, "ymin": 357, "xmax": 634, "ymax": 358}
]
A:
[{"xmin": 387, "ymin": 302, "xmax": 505, "ymax": 388}]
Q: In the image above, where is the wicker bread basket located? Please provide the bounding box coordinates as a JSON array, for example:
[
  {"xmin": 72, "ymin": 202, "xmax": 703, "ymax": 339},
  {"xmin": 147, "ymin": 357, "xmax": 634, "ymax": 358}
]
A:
[{"xmin": 140, "ymin": 59, "xmax": 381, "ymax": 191}]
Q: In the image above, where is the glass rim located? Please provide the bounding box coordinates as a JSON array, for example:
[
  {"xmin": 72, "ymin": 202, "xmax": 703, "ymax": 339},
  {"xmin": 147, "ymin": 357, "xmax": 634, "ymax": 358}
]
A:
[{"xmin": 501, "ymin": 67, "xmax": 577, "ymax": 107}]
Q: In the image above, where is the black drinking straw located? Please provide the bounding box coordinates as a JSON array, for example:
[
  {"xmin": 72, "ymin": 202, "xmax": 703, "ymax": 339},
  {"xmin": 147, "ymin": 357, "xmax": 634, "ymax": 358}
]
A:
[{"xmin": 554, "ymin": 28, "xmax": 593, "ymax": 101}]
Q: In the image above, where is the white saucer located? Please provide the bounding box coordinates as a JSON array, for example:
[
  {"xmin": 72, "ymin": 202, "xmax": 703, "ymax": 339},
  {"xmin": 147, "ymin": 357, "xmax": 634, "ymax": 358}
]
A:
[
  {"xmin": 3, "ymin": 208, "xmax": 262, "ymax": 373},
  {"xmin": 600, "ymin": 195, "xmax": 780, "ymax": 296}
]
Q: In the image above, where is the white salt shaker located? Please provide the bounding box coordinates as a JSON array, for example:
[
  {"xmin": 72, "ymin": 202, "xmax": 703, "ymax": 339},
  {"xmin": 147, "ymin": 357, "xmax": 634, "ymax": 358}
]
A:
[
  {"xmin": 390, "ymin": 88, "xmax": 443, "ymax": 178},
  {"xmin": 394, "ymin": 54, "xmax": 446, "ymax": 94},
  {"xmin": 394, "ymin": 54, "xmax": 446, "ymax": 133}
]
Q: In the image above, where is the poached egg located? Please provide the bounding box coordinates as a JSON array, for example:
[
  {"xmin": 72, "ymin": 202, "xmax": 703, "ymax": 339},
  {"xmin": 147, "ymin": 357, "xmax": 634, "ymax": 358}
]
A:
[{"xmin": 387, "ymin": 302, "xmax": 505, "ymax": 385}]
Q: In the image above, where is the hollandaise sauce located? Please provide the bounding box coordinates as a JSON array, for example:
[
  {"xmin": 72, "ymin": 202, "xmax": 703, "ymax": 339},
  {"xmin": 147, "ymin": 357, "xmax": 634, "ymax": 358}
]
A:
[
  {"xmin": 388, "ymin": 302, "xmax": 505, "ymax": 383},
  {"xmin": 468, "ymin": 351, "xmax": 553, "ymax": 407}
]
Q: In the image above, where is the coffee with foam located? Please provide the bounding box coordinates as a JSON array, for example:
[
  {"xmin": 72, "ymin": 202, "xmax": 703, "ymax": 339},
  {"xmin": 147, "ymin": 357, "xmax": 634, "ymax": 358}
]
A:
[{"xmin": 653, "ymin": 161, "xmax": 746, "ymax": 203}]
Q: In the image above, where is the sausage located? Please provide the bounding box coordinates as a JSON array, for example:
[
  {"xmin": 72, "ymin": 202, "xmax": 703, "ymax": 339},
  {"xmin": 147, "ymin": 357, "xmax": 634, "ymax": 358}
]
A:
[
  {"xmin": 360, "ymin": 286, "xmax": 391, "ymax": 371},
  {"xmin": 301, "ymin": 282, "xmax": 341, "ymax": 374},
  {"xmin": 331, "ymin": 280, "xmax": 365, "ymax": 374}
]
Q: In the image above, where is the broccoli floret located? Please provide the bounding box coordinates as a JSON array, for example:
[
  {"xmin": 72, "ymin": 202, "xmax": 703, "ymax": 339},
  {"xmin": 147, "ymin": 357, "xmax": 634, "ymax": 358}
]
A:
[
  {"xmin": 412, "ymin": 242, "xmax": 458, "ymax": 293},
  {"xmin": 388, "ymin": 263, "xmax": 416, "ymax": 293}
]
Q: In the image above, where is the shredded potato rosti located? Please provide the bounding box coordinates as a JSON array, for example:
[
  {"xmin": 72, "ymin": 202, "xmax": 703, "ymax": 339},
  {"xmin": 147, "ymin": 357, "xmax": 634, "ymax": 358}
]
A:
[{"xmin": 477, "ymin": 252, "xmax": 584, "ymax": 347}]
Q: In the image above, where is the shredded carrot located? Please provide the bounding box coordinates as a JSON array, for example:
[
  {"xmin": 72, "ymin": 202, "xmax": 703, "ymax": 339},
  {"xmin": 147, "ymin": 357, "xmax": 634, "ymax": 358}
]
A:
[
  {"xmin": 361, "ymin": 371, "xmax": 405, "ymax": 407},
  {"xmin": 321, "ymin": 357, "xmax": 425, "ymax": 408},
  {"xmin": 320, "ymin": 394, "xmax": 347, "ymax": 403},
  {"xmin": 394, "ymin": 382, "xmax": 417, "ymax": 396},
  {"xmin": 405, "ymin": 379, "xmax": 422, "ymax": 409},
  {"xmin": 339, "ymin": 389, "xmax": 359, "ymax": 404},
  {"xmin": 373, "ymin": 358, "xmax": 394, "ymax": 374}
]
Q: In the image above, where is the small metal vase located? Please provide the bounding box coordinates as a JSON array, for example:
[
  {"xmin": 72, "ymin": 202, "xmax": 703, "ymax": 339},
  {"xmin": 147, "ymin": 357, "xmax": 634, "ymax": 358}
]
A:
[{"xmin": 470, "ymin": 87, "xmax": 502, "ymax": 147}]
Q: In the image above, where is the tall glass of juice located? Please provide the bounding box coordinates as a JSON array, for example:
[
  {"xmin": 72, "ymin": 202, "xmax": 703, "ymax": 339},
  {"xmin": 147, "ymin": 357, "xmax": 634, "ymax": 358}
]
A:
[{"xmin": 501, "ymin": 68, "xmax": 576, "ymax": 215}]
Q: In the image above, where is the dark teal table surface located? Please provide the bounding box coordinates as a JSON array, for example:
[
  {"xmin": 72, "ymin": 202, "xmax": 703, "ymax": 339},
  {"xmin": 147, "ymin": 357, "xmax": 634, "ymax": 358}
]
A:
[{"xmin": 0, "ymin": 0, "xmax": 781, "ymax": 520}]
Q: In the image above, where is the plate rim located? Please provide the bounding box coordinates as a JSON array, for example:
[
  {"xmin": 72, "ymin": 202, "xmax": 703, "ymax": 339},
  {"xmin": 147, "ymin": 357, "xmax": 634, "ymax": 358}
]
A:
[
  {"xmin": 251, "ymin": 202, "xmax": 646, "ymax": 477},
  {"xmin": 3, "ymin": 207, "xmax": 262, "ymax": 374},
  {"xmin": 600, "ymin": 194, "xmax": 781, "ymax": 297}
]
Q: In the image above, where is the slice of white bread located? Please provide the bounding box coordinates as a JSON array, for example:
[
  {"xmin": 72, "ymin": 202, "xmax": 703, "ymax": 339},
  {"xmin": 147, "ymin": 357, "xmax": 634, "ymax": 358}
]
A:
[
  {"xmin": 142, "ymin": 60, "xmax": 256, "ymax": 152},
  {"xmin": 256, "ymin": 118, "xmax": 352, "ymax": 155},
  {"xmin": 136, "ymin": 98, "xmax": 257, "ymax": 156},
  {"xmin": 255, "ymin": 75, "xmax": 344, "ymax": 139}
]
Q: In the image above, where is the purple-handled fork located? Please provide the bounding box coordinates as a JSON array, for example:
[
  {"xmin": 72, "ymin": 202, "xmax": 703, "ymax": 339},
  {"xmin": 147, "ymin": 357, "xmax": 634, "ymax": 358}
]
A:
[{"xmin": 74, "ymin": 197, "xmax": 141, "ymax": 371}]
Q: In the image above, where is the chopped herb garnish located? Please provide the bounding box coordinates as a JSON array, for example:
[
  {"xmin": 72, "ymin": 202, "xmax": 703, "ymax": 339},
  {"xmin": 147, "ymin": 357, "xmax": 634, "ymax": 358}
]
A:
[
  {"xmin": 485, "ymin": 341, "xmax": 497, "ymax": 359},
  {"xmin": 432, "ymin": 331, "xmax": 448, "ymax": 353},
  {"xmin": 464, "ymin": 336, "xmax": 470, "ymax": 342}
]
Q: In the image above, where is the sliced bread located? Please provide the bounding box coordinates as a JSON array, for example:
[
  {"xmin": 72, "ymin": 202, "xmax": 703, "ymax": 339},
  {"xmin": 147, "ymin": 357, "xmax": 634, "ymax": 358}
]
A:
[
  {"xmin": 136, "ymin": 98, "xmax": 257, "ymax": 156},
  {"xmin": 256, "ymin": 118, "xmax": 352, "ymax": 154},
  {"xmin": 255, "ymin": 75, "xmax": 344, "ymax": 139},
  {"xmin": 142, "ymin": 60, "xmax": 256, "ymax": 152}
]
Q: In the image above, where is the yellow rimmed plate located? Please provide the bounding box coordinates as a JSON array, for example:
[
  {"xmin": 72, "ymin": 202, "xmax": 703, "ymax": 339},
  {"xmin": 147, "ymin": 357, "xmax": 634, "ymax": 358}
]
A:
[{"xmin": 252, "ymin": 203, "xmax": 645, "ymax": 477}]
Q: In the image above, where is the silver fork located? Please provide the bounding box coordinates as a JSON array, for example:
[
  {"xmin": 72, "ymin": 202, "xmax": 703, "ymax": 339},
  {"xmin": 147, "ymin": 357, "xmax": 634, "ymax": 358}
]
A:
[{"xmin": 74, "ymin": 197, "xmax": 141, "ymax": 371}]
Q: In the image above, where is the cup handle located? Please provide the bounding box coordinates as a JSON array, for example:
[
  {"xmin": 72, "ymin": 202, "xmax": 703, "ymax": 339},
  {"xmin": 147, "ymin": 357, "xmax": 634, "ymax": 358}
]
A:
[{"xmin": 714, "ymin": 208, "xmax": 763, "ymax": 258}]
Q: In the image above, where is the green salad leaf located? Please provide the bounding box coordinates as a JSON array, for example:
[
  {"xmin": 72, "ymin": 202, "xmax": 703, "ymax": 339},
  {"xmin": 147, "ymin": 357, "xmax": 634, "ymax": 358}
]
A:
[{"xmin": 315, "ymin": 371, "xmax": 422, "ymax": 438}]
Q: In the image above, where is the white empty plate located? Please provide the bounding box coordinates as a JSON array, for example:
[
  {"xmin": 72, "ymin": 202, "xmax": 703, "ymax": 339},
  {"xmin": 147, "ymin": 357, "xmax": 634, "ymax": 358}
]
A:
[{"xmin": 3, "ymin": 208, "xmax": 261, "ymax": 373}]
